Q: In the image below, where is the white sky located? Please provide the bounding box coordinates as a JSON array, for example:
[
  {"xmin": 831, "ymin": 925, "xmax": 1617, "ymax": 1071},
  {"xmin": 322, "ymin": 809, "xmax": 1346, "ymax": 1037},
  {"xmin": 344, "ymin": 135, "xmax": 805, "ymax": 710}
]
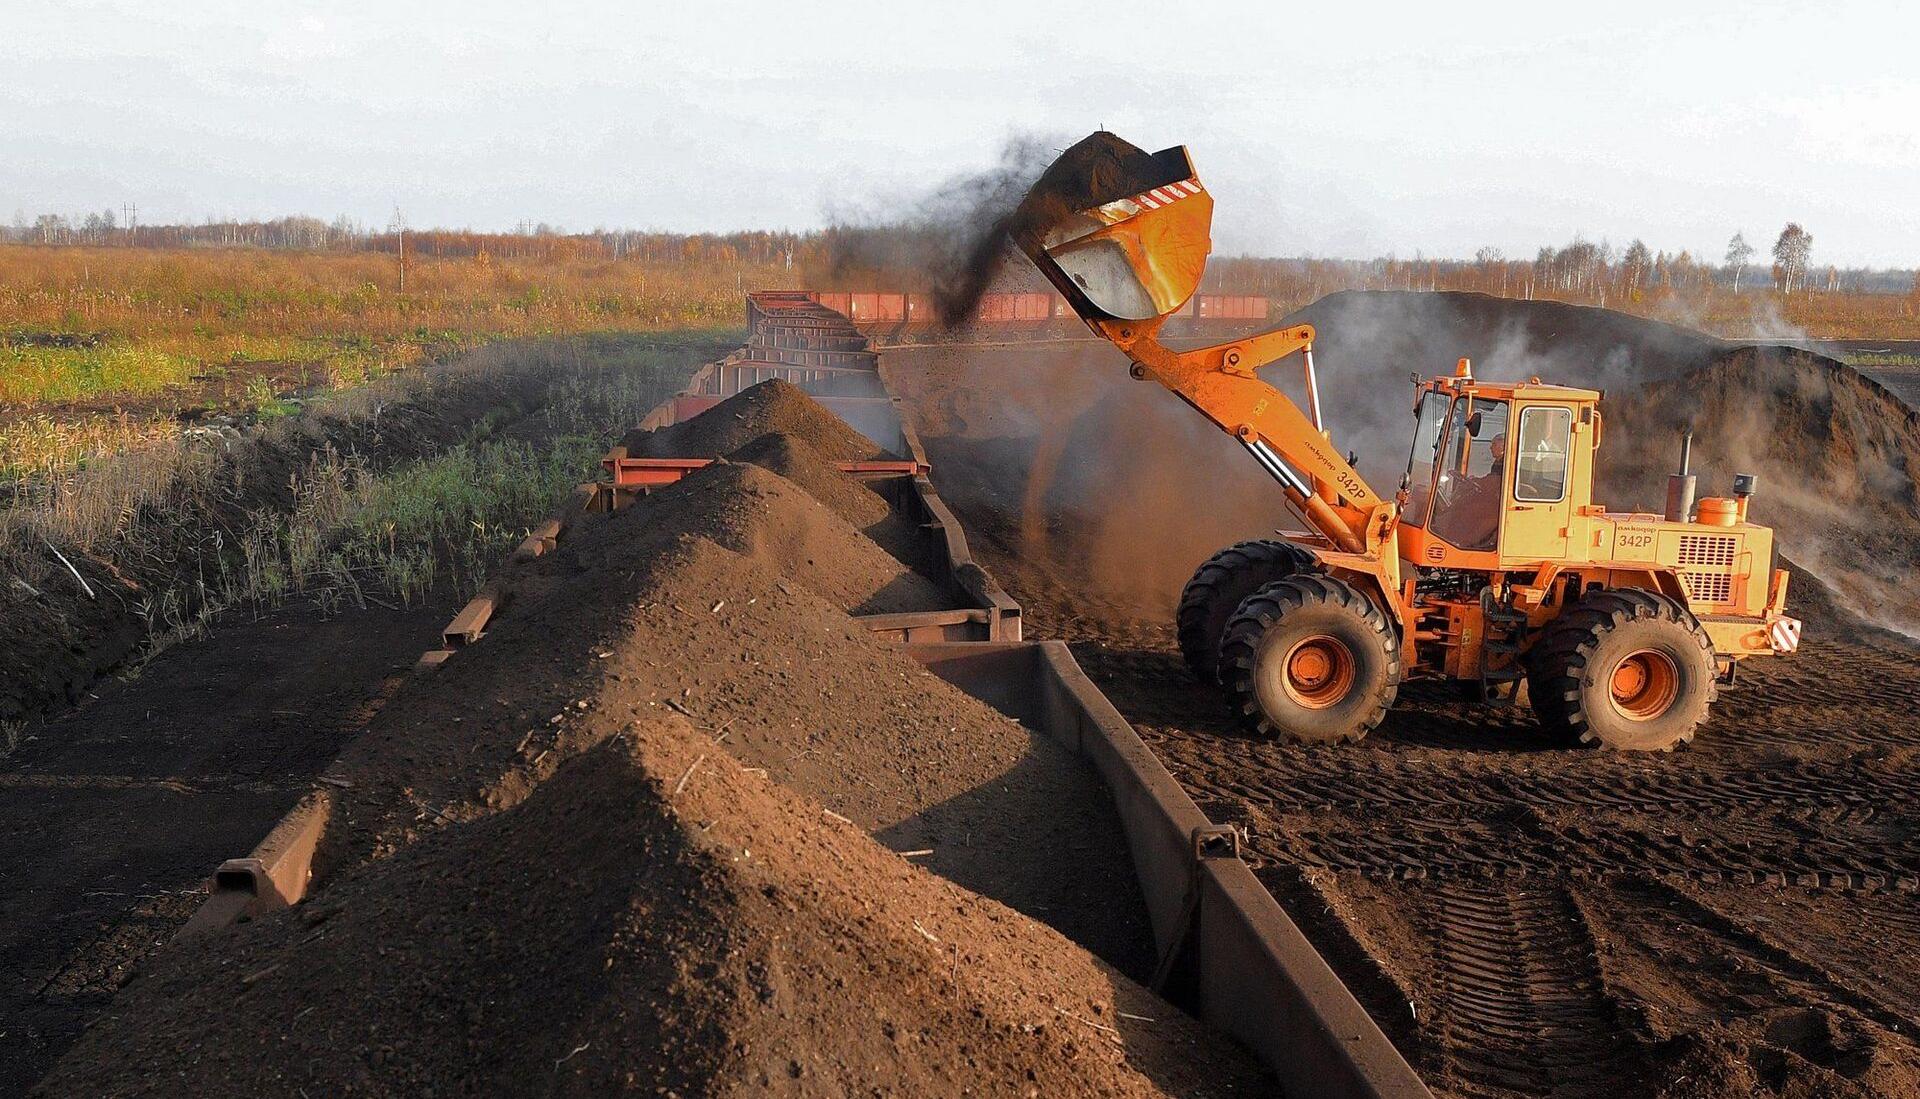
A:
[{"xmin": 5, "ymin": 0, "xmax": 1918, "ymax": 266}]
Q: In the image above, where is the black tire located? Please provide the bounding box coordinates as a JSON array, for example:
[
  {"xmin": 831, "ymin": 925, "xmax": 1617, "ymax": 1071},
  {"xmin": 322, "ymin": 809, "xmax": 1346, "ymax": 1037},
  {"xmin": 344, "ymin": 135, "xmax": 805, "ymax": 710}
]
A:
[
  {"xmin": 1526, "ymin": 588, "xmax": 1716, "ymax": 751},
  {"xmin": 1176, "ymin": 540, "xmax": 1318, "ymax": 685},
  {"xmin": 1220, "ymin": 575, "xmax": 1401, "ymax": 744}
]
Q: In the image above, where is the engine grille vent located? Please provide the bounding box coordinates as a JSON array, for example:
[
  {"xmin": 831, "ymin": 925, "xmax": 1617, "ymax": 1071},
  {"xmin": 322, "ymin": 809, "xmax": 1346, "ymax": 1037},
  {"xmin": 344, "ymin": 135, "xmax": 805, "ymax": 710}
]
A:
[
  {"xmin": 1682, "ymin": 572, "xmax": 1733, "ymax": 603},
  {"xmin": 1678, "ymin": 535, "xmax": 1738, "ymax": 567}
]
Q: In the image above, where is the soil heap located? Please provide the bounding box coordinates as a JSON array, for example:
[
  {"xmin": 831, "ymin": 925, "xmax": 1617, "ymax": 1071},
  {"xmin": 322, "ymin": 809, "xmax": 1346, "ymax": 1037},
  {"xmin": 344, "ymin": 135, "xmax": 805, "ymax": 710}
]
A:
[
  {"xmin": 619, "ymin": 379, "xmax": 895, "ymax": 461},
  {"xmin": 725, "ymin": 431, "xmax": 929, "ymax": 570},
  {"xmin": 39, "ymin": 717, "xmax": 1264, "ymax": 1097},
  {"xmin": 39, "ymin": 390, "xmax": 1266, "ymax": 1092},
  {"xmin": 1599, "ymin": 346, "xmax": 1920, "ymax": 634},
  {"xmin": 320, "ymin": 447, "xmax": 1151, "ymax": 968}
]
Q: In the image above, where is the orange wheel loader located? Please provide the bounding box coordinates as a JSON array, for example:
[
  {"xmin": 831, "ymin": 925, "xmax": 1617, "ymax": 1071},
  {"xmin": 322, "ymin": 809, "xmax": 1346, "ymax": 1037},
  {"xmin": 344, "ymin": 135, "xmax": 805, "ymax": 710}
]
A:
[{"xmin": 1010, "ymin": 134, "xmax": 1801, "ymax": 751}]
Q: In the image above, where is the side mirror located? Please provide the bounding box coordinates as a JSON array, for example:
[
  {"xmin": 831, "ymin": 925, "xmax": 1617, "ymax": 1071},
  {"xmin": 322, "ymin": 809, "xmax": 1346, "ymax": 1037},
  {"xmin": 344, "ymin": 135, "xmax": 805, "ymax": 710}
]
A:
[{"xmin": 1466, "ymin": 410, "xmax": 1484, "ymax": 437}]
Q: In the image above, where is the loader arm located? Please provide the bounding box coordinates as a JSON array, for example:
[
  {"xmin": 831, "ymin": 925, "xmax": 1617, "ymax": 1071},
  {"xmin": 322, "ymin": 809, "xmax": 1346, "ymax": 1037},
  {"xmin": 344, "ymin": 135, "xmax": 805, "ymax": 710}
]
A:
[
  {"xmin": 1091, "ymin": 316, "xmax": 1384, "ymax": 554},
  {"xmin": 1007, "ymin": 135, "xmax": 1393, "ymax": 559}
]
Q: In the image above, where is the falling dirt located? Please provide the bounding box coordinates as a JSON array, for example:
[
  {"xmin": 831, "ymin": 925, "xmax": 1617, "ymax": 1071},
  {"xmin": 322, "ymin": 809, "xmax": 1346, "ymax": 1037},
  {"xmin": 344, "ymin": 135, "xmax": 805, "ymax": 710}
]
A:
[
  {"xmin": 935, "ymin": 130, "xmax": 1175, "ymax": 327},
  {"xmin": 882, "ymin": 293, "xmax": 1920, "ymax": 1099}
]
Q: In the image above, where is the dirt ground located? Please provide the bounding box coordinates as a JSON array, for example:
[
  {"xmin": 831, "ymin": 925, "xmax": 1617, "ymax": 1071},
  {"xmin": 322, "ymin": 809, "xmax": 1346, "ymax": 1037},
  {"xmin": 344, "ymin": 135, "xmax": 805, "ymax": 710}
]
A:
[
  {"xmin": 882, "ymin": 298, "xmax": 1920, "ymax": 1099},
  {"xmin": 0, "ymin": 592, "xmax": 456, "ymax": 1096}
]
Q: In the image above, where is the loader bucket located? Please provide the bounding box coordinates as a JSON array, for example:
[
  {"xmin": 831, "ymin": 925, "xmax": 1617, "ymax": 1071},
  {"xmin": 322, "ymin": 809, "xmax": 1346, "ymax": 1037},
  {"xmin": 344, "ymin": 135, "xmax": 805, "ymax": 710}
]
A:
[{"xmin": 1016, "ymin": 142, "xmax": 1214, "ymax": 323}]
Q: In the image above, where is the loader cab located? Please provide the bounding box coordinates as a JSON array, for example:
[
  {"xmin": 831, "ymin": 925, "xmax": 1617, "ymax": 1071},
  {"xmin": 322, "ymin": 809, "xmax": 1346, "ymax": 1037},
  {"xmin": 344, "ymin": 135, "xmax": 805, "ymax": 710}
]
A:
[{"xmin": 1399, "ymin": 370, "xmax": 1598, "ymax": 568}]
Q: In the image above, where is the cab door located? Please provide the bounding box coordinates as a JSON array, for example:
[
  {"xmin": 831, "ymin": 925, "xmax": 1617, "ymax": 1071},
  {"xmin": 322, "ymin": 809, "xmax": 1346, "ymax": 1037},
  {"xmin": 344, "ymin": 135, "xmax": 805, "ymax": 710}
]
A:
[{"xmin": 1500, "ymin": 403, "xmax": 1574, "ymax": 563}]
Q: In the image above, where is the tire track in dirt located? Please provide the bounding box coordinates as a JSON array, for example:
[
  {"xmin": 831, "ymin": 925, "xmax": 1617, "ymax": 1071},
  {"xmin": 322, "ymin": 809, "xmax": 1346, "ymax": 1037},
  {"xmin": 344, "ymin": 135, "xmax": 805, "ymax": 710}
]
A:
[
  {"xmin": 1596, "ymin": 877, "xmax": 1920, "ymax": 1052},
  {"xmin": 1421, "ymin": 881, "xmax": 1643, "ymax": 1098}
]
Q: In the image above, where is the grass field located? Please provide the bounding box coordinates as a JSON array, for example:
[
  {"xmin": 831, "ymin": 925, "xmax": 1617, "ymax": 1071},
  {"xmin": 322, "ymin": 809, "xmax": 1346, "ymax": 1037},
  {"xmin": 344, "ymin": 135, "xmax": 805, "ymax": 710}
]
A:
[{"xmin": 0, "ymin": 244, "xmax": 785, "ymax": 476}]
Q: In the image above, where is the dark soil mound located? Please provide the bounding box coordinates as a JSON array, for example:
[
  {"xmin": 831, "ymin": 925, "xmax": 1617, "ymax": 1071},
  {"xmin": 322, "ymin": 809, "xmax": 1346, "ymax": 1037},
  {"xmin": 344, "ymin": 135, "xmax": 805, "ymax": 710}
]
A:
[
  {"xmin": 318, "ymin": 461, "xmax": 1150, "ymax": 971},
  {"xmin": 53, "ymin": 428, "xmax": 1262, "ymax": 1091},
  {"xmin": 599, "ymin": 459, "xmax": 945, "ymax": 616},
  {"xmin": 1600, "ymin": 347, "xmax": 1920, "ymax": 635},
  {"xmin": 725, "ymin": 431, "xmax": 929, "ymax": 570},
  {"xmin": 500, "ymin": 457, "xmax": 945, "ymax": 618},
  {"xmin": 620, "ymin": 379, "xmax": 894, "ymax": 462},
  {"xmin": 40, "ymin": 720, "xmax": 1266, "ymax": 1098}
]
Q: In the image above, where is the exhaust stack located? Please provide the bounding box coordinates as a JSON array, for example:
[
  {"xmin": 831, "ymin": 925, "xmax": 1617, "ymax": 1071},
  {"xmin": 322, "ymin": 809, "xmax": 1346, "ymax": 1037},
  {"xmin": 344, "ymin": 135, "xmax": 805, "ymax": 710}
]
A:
[
  {"xmin": 1733, "ymin": 472, "xmax": 1757, "ymax": 523},
  {"xmin": 1665, "ymin": 429, "xmax": 1697, "ymax": 523}
]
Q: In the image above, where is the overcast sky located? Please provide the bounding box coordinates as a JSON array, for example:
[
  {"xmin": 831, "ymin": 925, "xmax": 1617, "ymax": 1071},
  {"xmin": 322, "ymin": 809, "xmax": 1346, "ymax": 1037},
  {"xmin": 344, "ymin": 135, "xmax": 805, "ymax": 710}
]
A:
[{"xmin": 5, "ymin": 1, "xmax": 1918, "ymax": 266}]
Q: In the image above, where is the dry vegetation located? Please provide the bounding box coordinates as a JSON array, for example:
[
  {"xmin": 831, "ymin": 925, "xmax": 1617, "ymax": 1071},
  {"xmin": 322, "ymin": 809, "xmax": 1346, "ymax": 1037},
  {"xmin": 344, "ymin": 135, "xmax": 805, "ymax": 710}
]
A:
[
  {"xmin": 0, "ymin": 243, "xmax": 786, "ymax": 476},
  {"xmin": 0, "ymin": 332, "xmax": 729, "ymax": 711},
  {"xmin": 1201, "ymin": 254, "xmax": 1920, "ymax": 340}
]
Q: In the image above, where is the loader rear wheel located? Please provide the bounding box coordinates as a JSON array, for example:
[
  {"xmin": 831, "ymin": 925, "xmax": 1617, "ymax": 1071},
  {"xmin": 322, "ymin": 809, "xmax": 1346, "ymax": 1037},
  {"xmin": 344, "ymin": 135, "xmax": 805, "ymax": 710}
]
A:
[
  {"xmin": 1220, "ymin": 575, "xmax": 1400, "ymax": 744},
  {"xmin": 1176, "ymin": 539, "xmax": 1319, "ymax": 685},
  {"xmin": 1526, "ymin": 589, "xmax": 1716, "ymax": 751}
]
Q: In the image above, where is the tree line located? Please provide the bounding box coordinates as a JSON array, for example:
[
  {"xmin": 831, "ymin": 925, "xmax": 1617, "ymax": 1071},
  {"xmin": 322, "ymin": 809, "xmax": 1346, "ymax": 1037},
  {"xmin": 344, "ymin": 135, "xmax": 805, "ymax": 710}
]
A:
[
  {"xmin": 1204, "ymin": 223, "xmax": 1916, "ymax": 304},
  {"xmin": 7, "ymin": 210, "xmax": 1916, "ymax": 305}
]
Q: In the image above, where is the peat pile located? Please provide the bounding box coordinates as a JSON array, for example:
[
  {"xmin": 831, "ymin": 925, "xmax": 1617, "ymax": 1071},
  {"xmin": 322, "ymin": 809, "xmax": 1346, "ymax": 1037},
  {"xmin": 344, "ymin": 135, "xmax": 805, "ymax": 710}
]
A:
[
  {"xmin": 323, "ymin": 436, "xmax": 1147, "ymax": 967},
  {"xmin": 726, "ymin": 431, "xmax": 931, "ymax": 571},
  {"xmin": 1599, "ymin": 345, "xmax": 1920, "ymax": 635},
  {"xmin": 41, "ymin": 715, "xmax": 1261, "ymax": 1097},
  {"xmin": 619, "ymin": 379, "xmax": 896, "ymax": 461},
  {"xmin": 39, "ymin": 390, "xmax": 1270, "ymax": 1092}
]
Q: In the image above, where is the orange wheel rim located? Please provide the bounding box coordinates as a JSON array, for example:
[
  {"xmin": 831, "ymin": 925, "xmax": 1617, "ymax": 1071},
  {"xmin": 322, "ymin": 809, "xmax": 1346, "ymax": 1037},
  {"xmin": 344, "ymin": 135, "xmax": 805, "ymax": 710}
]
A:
[
  {"xmin": 1609, "ymin": 648, "xmax": 1679, "ymax": 720},
  {"xmin": 1281, "ymin": 635, "xmax": 1356, "ymax": 710}
]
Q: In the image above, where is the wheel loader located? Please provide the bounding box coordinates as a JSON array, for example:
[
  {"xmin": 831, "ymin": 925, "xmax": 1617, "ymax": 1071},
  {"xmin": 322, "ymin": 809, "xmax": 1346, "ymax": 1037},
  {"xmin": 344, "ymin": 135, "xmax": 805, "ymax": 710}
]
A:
[{"xmin": 1010, "ymin": 134, "xmax": 1801, "ymax": 751}]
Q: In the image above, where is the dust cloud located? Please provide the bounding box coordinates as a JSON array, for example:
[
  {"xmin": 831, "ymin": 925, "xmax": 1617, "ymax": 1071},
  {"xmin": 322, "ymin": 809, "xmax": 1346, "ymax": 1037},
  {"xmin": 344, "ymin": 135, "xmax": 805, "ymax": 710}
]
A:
[
  {"xmin": 814, "ymin": 130, "xmax": 1177, "ymax": 328},
  {"xmin": 811, "ymin": 133, "xmax": 1061, "ymax": 326}
]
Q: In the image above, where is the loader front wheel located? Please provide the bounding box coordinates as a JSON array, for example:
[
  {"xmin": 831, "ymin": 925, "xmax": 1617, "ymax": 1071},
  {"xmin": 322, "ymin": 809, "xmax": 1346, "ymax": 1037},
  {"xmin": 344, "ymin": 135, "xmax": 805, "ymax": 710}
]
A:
[
  {"xmin": 1176, "ymin": 539, "xmax": 1319, "ymax": 685},
  {"xmin": 1220, "ymin": 575, "xmax": 1400, "ymax": 744},
  {"xmin": 1527, "ymin": 589, "xmax": 1716, "ymax": 751}
]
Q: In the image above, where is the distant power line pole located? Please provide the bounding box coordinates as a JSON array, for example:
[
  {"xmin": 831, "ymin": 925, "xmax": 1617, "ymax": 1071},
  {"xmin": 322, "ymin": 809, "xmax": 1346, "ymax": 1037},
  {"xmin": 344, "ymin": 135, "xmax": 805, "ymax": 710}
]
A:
[
  {"xmin": 388, "ymin": 207, "xmax": 409, "ymax": 292},
  {"xmin": 122, "ymin": 201, "xmax": 136, "ymax": 242}
]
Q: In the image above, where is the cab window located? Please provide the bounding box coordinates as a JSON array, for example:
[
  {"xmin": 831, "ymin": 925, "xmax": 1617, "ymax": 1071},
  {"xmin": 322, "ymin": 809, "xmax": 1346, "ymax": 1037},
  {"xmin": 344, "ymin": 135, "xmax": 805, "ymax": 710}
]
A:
[
  {"xmin": 1403, "ymin": 393, "xmax": 1448, "ymax": 527},
  {"xmin": 1513, "ymin": 406, "xmax": 1572, "ymax": 503},
  {"xmin": 1427, "ymin": 397, "xmax": 1509, "ymax": 551}
]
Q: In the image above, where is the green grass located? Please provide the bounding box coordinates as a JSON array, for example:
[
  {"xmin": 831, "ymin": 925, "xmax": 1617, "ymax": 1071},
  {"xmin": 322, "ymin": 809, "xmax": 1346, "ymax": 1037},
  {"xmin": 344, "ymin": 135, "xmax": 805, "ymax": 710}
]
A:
[
  {"xmin": 0, "ymin": 340, "xmax": 198, "ymax": 403},
  {"xmin": 1849, "ymin": 351, "xmax": 1920, "ymax": 369},
  {"xmin": 237, "ymin": 436, "xmax": 606, "ymax": 611}
]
